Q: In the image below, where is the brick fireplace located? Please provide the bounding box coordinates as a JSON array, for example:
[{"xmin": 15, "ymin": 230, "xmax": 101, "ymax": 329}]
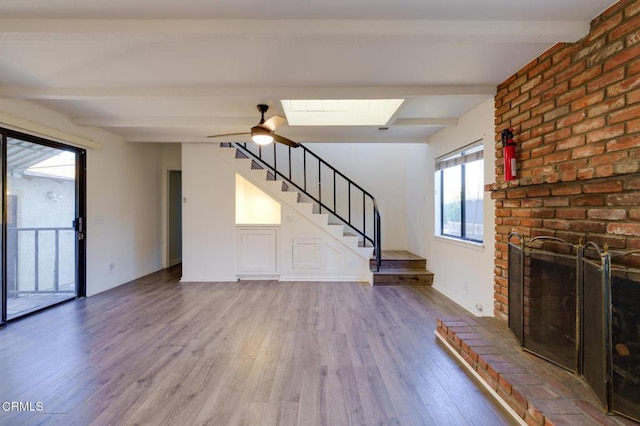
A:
[{"xmin": 490, "ymin": 0, "xmax": 640, "ymax": 323}]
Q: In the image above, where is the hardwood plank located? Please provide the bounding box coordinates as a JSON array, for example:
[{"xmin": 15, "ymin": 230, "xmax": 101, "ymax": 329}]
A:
[{"xmin": 0, "ymin": 265, "xmax": 516, "ymax": 425}]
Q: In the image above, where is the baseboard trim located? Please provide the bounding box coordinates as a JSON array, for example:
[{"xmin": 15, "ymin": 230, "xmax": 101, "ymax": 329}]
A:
[
  {"xmin": 279, "ymin": 275, "xmax": 368, "ymax": 282},
  {"xmin": 180, "ymin": 276, "xmax": 238, "ymax": 283}
]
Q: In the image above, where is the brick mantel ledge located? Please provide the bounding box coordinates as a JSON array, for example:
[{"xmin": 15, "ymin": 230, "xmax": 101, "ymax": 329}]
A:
[{"xmin": 485, "ymin": 158, "xmax": 640, "ymax": 193}]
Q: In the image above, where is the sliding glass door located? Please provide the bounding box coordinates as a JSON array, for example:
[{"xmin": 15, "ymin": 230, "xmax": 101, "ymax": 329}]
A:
[{"xmin": 1, "ymin": 131, "xmax": 85, "ymax": 322}]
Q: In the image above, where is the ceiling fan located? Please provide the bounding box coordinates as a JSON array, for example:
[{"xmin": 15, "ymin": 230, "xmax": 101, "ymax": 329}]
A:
[{"xmin": 207, "ymin": 104, "xmax": 300, "ymax": 148}]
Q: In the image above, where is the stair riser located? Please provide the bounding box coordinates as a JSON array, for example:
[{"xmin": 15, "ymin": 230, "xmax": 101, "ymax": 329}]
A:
[
  {"xmin": 372, "ymin": 274, "xmax": 433, "ymax": 286},
  {"xmin": 370, "ymin": 259, "xmax": 427, "ymax": 270}
]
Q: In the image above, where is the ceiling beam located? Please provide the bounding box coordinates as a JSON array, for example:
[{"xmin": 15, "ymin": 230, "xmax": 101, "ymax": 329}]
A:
[
  {"xmin": 393, "ymin": 118, "xmax": 459, "ymax": 127},
  {"xmin": 71, "ymin": 116, "xmax": 461, "ymax": 128},
  {"xmin": 0, "ymin": 19, "xmax": 589, "ymax": 43},
  {"xmin": 0, "ymin": 111, "xmax": 103, "ymax": 150},
  {"xmin": 0, "ymin": 85, "xmax": 497, "ymax": 100},
  {"xmin": 71, "ymin": 117, "xmax": 253, "ymax": 127},
  {"xmin": 124, "ymin": 134, "xmax": 432, "ymax": 144}
]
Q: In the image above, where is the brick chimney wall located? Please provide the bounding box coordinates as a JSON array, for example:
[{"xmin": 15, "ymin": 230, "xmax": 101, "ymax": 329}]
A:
[{"xmin": 491, "ymin": 0, "xmax": 640, "ymax": 321}]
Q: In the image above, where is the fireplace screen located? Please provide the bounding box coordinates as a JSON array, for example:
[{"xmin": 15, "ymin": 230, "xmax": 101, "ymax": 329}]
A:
[
  {"xmin": 508, "ymin": 235, "xmax": 640, "ymax": 422},
  {"xmin": 611, "ymin": 259, "xmax": 640, "ymax": 421},
  {"xmin": 525, "ymin": 251, "xmax": 577, "ymax": 371},
  {"xmin": 581, "ymin": 248, "xmax": 607, "ymax": 408},
  {"xmin": 508, "ymin": 240, "xmax": 523, "ymax": 346}
]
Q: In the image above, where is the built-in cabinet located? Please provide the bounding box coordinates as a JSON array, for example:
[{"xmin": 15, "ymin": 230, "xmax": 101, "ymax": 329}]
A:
[{"xmin": 236, "ymin": 227, "xmax": 278, "ymax": 279}]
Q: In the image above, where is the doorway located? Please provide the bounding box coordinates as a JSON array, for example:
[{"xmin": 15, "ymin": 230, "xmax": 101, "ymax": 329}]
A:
[
  {"xmin": 167, "ymin": 170, "xmax": 182, "ymax": 267},
  {"xmin": 1, "ymin": 131, "xmax": 86, "ymax": 322}
]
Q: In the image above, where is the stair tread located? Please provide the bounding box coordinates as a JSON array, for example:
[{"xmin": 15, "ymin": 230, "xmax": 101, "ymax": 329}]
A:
[
  {"xmin": 370, "ymin": 251, "xmax": 427, "ymax": 270},
  {"xmin": 378, "ymin": 250, "xmax": 425, "ymax": 261}
]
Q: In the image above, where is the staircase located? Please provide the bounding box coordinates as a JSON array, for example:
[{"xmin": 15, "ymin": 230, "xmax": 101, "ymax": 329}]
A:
[
  {"xmin": 221, "ymin": 141, "xmax": 381, "ymax": 262},
  {"xmin": 219, "ymin": 142, "xmax": 434, "ymax": 286},
  {"xmin": 370, "ymin": 250, "xmax": 434, "ymax": 286},
  {"xmin": 219, "ymin": 143, "xmax": 374, "ymax": 260}
]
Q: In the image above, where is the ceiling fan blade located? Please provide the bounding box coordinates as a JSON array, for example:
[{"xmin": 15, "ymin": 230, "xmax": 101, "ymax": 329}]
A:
[
  {"xmin": 262, "ymin": 115, "xmax": 287, "ymax": 132},
  {"xmin": 207, "ymin": 132, "xmax": 250, "ymax": 138},
  {"xmin": 273, "ymin": 133, "xmax": 300, "ymax": 148}
]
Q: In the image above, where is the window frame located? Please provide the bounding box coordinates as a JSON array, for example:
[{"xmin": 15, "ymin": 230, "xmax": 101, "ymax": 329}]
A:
[{"xmin": 435, "ymin": 140, "xmax": 484, "ymax": 244}]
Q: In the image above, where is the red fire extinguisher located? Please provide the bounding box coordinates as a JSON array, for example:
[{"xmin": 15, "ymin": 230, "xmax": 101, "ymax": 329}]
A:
[{"xmin": 502, "ymin": 129, "xmax": 517, "ymax": 181}]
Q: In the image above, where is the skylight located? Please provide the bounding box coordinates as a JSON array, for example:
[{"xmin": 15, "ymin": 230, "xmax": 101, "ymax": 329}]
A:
[{"xmin": 281, "ymin": 99, "xmax": 404, "ymax": 126}]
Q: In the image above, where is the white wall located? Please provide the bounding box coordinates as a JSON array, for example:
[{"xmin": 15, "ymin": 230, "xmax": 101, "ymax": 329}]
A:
[
  {"xmin": 300, "ymin": 143, "xmax": 413, "ymax": 250},
  {"xmin": 181, "ymin": 143, "xmax": 237, "ymax": 281},
  {"xmin": 407, "ymin": 98, "xmax": 496, "ymax": 316},
  {"xmin": 0, "ymin": 99, "xmax": 164, "ymax": 296},
  {"xmin": 87, "ymin": 138, "xmax": 163, "ymax": 295}
]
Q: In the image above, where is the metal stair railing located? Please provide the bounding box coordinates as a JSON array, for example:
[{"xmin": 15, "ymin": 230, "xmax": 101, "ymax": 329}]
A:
[{"xmin": 229, "ymin": 142, "xmax": 381, "ymax": 271}]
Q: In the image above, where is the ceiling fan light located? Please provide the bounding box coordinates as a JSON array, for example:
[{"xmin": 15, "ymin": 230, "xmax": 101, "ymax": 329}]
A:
[{"xmin": 252, "ymin": 133, "xmax": 274, "ymax": 145}]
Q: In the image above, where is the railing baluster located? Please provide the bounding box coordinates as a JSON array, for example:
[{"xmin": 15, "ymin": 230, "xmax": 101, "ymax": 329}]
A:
[
  {"xmin": 376, "ymin": 209, "xmax": 381, "ymax": 270},
  {"xmin": 362, "ymin": 192, "xmax": 366, "ymax": 236},
  {"xmin": 348, "ymin": 182, "xmax": 351, "ymax": 223},
  {"xmin": 372, "ymin": 207, "xmax": 376, "ymax": 252},
  {"xmin": 34, "ymin": 230, "xmax": 39, "ymax": 292},
  {"xmin": 303, "ymin": 150, "xmax": 307, "ymax": 191},
  {"xmin": 288, "ymin": 146, "xmax": 292, "ymax": 181},
  {"xmin": 333, "ymin": 170, "xmax": 336, "ymax": 212},
  {"xmin": 54, "ymin": 229, "xmax": 60, "ymax": 291},
  {"xmin": 318, "ymin": 160, "xmax": 322, "ymax": 214},
  {"xmin": 273, "ymin": 143, "xmax": 277, "ymax": 172}
]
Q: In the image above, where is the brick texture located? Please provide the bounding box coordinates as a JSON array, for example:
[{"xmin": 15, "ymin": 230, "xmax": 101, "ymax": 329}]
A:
[{"xmin": 492, "ymin": 0, "xmax": 640, "ymax": 319}]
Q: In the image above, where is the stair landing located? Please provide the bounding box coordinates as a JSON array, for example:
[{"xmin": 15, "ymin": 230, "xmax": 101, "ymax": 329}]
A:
[{"xmin": 371, "ymin": 250, "xmax": 434, "ymax": 286}]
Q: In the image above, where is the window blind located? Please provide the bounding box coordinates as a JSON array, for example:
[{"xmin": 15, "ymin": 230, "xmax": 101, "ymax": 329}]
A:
[{"xmin": 435, "ymin": 139, "xmax": 483, "ymax": 171}]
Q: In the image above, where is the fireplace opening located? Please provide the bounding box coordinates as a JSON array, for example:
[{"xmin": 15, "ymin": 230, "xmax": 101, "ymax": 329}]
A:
[
  {"xmin": 611, "ymin": 260, "xmax": 640, "ymax": 420},
  {"xmin": 526, "ymin": 253, "xmax": 577, "ymax": 370}
]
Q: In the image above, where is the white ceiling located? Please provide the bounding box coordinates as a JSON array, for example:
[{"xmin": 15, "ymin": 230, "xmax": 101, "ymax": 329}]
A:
[{"xmin": 0, "ymin": 0, "xmax": 615, "ymax": 144}]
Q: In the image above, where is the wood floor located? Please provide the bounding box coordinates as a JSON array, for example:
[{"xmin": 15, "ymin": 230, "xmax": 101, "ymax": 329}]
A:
[{"xmin": 0, "ymin": 266, "xmax": 516, "ymax": 425}]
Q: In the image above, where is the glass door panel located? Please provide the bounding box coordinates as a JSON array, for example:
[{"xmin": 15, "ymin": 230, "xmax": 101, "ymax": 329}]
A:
[{"xmin": 6, "ymin": 137, "xmax": 78, "ymax": 319}]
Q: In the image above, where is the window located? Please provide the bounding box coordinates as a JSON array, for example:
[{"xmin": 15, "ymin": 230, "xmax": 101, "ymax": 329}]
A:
[{"xmin": 435, "ymin": 141, "xmax": 484, "ymax": 243}]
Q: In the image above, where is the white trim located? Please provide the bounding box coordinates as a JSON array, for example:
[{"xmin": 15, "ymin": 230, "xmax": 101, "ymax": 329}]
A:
[
  {"xmin": 0, "ymin": 111, "xmax": 102, "ymax": 150},
  {"xmin": 431, "ymin": 282, "xmax": 488, "ymax": 317},
  {"xmin": 435, "ymin": 331, "xmax": 527, "ymax": 426},
  {"xmin": 180, "ymin": 276, "xmax": 238, "ymax": 282},
  {"xmin": 237, "ymin": 275, "xmax": 280, "ymax": 280},
  {"xmin": 434, "ymin": 235, "xmax": 484, "ymax": 251},
  {"xmin": 279, "ymin": 276, "xmax": 369, "ymax": 282}
]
